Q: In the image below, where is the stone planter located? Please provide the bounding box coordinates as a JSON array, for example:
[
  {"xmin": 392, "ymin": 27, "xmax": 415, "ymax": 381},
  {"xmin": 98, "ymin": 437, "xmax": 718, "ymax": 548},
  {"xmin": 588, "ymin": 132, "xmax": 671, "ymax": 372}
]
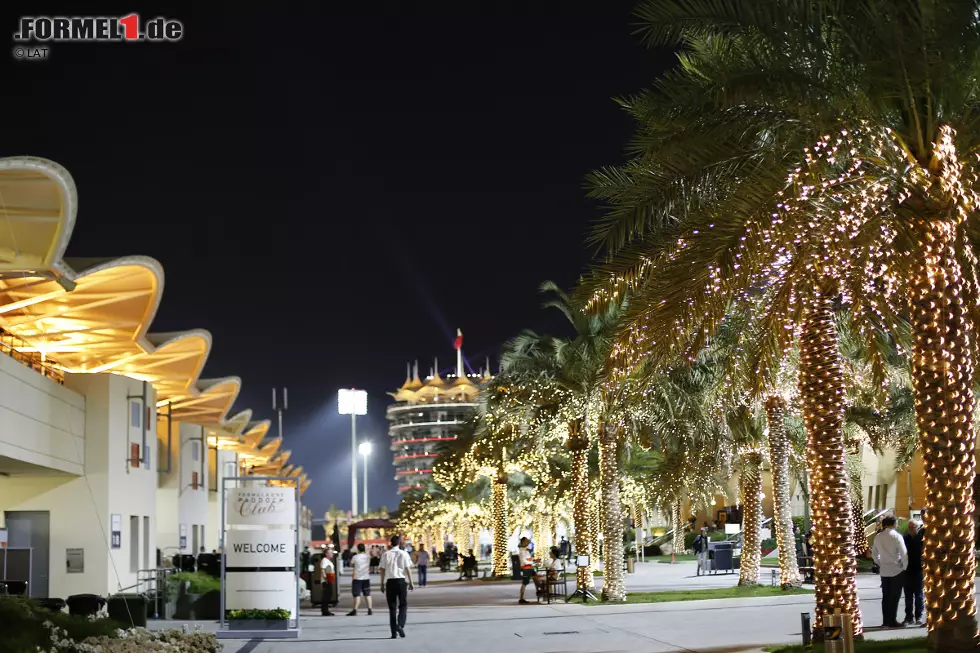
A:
[{"xmin": 229, "ymin": 619, "xmax": 289, "ymax": 631}]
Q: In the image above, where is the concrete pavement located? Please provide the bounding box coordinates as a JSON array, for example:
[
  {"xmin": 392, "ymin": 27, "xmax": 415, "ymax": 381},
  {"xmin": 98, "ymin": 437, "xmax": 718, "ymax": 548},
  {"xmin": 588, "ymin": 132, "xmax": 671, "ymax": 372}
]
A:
[{"xmin": 158, "ymin": 561, "xmax": 936, "ymax": 652}]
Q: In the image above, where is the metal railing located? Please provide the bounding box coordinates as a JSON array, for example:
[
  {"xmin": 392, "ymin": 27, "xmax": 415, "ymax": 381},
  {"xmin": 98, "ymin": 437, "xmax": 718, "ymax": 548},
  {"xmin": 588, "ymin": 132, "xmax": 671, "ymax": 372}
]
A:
[{"xmin": 0, "ymin": 329, "xmax": 64, "ymax": 384}]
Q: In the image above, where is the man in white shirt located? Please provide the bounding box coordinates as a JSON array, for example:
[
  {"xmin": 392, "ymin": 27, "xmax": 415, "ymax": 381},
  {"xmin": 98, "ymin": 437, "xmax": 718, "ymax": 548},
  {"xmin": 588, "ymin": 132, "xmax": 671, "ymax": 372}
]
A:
[
  {"xmin": 518, "ymin": 537, "xmax": 534, "ymax": 604},
  {"xmin": 379, "ymin": 535, "xmax": 414, "ymax": 639},
  {"xmin": 319, "ymin": 543, "xmax": 337, "ymax": 616},
  {"xmin": 346, "ymin": 543, "xmax": 373, "ymax": 616},
  {"xmin": 872, "ymin": 515, "xmax": 908, "ymax": 628}
]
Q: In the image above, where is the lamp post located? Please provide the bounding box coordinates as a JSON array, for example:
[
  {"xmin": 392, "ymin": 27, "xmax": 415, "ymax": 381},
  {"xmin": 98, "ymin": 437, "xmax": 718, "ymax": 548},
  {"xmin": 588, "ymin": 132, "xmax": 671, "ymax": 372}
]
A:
[
  {"xmin": 359, "ymin": 441, "xmax": 373, "ymax": 514},
  {"xmin": 338, "ymin": 389, "xmax": 368, "ymax": 516}
]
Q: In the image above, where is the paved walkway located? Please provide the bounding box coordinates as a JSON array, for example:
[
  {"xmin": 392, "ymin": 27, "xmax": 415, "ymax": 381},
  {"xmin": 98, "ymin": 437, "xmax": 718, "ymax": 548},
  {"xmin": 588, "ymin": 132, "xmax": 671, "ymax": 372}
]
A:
[{"xmin": 158, "ymin": 561, "xmax": 937, "ymax": 652}]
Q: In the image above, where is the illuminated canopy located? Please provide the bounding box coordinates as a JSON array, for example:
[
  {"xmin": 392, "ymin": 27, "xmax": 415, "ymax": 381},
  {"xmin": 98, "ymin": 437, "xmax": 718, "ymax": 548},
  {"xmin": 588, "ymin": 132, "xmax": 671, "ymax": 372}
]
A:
[
  {"xmin": 0, "ymin": 156, "xmax": 308, "ymax": 493},
  {"xmin": 0, "ymin": 157, "xmax": 76, "ymax": 285}
]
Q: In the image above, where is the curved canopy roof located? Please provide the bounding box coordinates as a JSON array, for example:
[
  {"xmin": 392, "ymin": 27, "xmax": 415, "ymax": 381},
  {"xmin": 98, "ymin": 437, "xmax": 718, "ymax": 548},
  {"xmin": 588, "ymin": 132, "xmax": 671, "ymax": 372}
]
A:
[
  {"xmin": 0, "ymin": 156, "xmax": 308, "ymax": 493},
  {"xmin": 0, "ymin": 157, "xmax": 76, "ymax": 283}
]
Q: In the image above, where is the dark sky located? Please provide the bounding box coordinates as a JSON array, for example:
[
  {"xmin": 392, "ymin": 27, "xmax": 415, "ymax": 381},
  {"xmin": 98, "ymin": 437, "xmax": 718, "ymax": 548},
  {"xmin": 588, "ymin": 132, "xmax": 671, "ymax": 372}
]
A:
[{"xmin": 0, "ymin": 2, "xmax": 667, "ymax": 516}]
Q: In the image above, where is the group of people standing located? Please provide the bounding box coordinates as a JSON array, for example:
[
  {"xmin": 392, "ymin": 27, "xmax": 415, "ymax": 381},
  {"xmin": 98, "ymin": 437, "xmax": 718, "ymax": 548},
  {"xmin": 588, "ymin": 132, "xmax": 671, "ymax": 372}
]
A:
[{"xmin": 871, "ymin": 515, "xmax": 925, "ymax": 628}]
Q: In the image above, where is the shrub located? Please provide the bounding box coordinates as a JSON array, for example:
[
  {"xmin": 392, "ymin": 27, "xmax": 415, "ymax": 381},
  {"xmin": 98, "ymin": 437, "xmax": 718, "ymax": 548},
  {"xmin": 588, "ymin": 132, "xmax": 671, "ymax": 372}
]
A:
[
  {"xmin": 226, "ymin": 608, "xmax": 290, "ymax": 620},
  {"xmin": 0, "ymin": 597, "xmax": 122, "ymax": 653},
  {"xmin": 760, "ymin": 538, "xmax": 777, "ymax": 552},
  {"xmin": 169, "ymin": 571, "xmax": 221, "ymax": 594},
  {"xmin": 791, "ymin": 516, "xmax": 805, "ymax": 533},
  {"xmin": 71, "ymin": 627, "xmax": 219, "ymax": 653}
]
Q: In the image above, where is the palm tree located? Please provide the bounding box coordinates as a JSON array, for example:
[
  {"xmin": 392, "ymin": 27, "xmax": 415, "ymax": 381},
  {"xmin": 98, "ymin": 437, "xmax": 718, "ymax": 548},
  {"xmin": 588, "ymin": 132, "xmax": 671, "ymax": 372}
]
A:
[
  {"xmin": 765, "ymin": 396, "xmax": 804, "ymax": 588},
  {"xmin": 586, "ymin": 142, "xmax": 880, "ymax": 635},
  {"xmin": 500, "ymin": 282, "xmax": 625, "ymax": 598},
  {"xmin": 725, "ymin": 404, "xmax": 770, "ymax": 586},
  {"xmin": 590, "ymin": 3, "xmax": 980, "ymax": 646}
]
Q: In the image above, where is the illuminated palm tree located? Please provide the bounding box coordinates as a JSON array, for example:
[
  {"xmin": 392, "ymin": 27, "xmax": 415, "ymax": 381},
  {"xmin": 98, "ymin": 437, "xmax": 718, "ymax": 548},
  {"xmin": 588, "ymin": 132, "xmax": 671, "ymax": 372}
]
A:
[
  {"xmin": 500, "ymin": 282, "xmax": 625, "ymax": 598},
  {"xmin": 589, "ymin": 3, "xmax": 980, "ymax": 646}
]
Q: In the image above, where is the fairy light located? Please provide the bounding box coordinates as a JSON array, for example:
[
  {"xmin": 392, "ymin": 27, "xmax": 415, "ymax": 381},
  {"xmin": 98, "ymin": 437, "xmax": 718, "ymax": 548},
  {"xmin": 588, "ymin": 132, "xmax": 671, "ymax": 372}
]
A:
[
  {"xmin": 737, "ymin": 450, "xmax": 764, "ymax": 586},
  {"xmin": 598, "ymin": 418, "xmax": 627, "ymax": 601},
  {"xmin": 568, "ymin": 419, "xmax": 595, "ymax": 590},
  {"xmin": 800, "ymin": 285, "xmax": 862, "ymax": 638},
  {"xmin": 908, "ymin": 140, "xmax": 978, "ymax": 637},
  {"xmin": 765, "ymin": 396, "xmax": 803, "ymax": 587},
  {"xmin": 491, "ymin": 472, "xmax": 509, "ymax": 576}
]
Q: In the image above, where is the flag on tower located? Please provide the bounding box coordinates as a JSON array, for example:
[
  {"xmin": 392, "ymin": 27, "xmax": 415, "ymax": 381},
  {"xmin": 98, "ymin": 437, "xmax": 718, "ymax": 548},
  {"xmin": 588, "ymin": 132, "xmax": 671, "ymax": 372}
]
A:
[{"xmin": 453, "ymin": 328, "xmax": 463, "ymax": 350}]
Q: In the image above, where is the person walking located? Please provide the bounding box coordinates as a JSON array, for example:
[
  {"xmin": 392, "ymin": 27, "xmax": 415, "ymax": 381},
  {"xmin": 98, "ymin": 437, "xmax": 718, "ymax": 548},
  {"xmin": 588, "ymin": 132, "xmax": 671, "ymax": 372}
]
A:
[
  {"xmin": 380, "ymin": 535, "xmax": 414, "ymax": 639},
  {"xmin": 872, "ymin": 515, "xmax": 908, "ymax": 628},
  {"xmin": 903, "ymin": 519, "xmax": 924, "ymax": 626},
  {"xmin": 346, "ymin": 543, "xmax": 374, "ymax": 616},
  {"xmin": 416, "ymin": 547, "xmax": 429, "ymax": 587},
  {"xmin": 518, "ymin": 537, "xmax": 534, "ymax": 604},
  {"xmin": 693, "ymin": 528, "xmax": 710, "ymax": 576}
]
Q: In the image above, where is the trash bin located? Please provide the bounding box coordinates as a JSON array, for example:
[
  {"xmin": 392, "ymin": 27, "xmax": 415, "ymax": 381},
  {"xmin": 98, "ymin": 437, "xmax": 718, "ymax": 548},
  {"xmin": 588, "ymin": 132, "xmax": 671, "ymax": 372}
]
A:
[
  {"xmin": 66, "ymin": 594, "xmax": 106, "ymax": 617},
  {"xmin": 1, "ymin": 580, "xmax": 28, "ymax": 595},
  {"xmin": 626, "ymin": 557, "xmax": 635, "ymax": 574},
  {"xmin": 35, "ymin": 598, "xmax": 67, "ymax": 612},
  {"xmin": 107, "ymin": 593, "xmax": 148, "ymax": 627},
  {"xmin": 510, "ymin": 554, "xmax": 521, "ymax": 580}
]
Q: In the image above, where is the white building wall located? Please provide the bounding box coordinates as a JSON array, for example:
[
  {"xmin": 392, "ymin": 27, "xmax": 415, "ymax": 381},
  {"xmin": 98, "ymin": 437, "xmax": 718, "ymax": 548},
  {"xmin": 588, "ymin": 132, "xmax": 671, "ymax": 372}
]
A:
[
  {"xmin": 155, "ymin": 413, "xmax": 179, "ymax": 560},
  {"xmin": 207, "ymin": 448, "xmax": 239, "ymax": 552},
  {"xmin": 0, "ymin": 354, "xmax": 85, "ymax": 474},
  {"xmin": 157, "ymin": 421, "xmax": 212, "ymax": 558},
  {"xmin": 0, "ymin": 373, "xmax": 157, "ymax": 598},
  {"xmin": 177, "ymin": 423, "xmax": 209, "ymax": 554}
]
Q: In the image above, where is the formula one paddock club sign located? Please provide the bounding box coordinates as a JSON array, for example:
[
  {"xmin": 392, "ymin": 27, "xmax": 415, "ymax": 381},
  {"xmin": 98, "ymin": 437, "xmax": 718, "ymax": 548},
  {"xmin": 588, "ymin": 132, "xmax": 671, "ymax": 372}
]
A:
[{"xmin": 224, "ymin": 487, "xmax": 297, "ymax": 617}]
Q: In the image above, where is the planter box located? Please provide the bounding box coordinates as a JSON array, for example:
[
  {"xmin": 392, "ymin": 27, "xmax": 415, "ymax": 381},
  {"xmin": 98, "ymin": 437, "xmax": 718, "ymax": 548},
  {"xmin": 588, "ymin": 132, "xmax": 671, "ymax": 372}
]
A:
[{"xmin": 229, "ymin": 619, "xmax": 289, "ymax": 631}]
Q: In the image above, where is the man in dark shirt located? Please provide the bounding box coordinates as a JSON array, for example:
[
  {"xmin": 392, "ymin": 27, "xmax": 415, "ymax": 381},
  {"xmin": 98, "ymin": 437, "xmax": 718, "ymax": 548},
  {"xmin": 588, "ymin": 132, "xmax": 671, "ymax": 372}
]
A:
[{"xmin": 903, "ymin": 519, "xmax": 924, "ymax": 626}]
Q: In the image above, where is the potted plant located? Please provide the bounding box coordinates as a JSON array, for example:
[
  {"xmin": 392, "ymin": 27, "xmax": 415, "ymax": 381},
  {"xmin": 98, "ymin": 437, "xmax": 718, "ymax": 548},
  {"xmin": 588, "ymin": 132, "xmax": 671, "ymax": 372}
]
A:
[{"xmin": 226, "ymin": 608, "xmax": 291, "ymax": 631}]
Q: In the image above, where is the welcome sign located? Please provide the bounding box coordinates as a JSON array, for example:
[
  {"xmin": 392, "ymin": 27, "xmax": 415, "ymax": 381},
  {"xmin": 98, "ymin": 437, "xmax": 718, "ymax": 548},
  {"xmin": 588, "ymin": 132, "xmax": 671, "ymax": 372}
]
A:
[
  {"xmin": 225, "ymin": 571, "xmax": 297, "ymax": 618},
  {"xmin": 226, "ymin": 487, "xmax": 296, "ymax": 526},
  {"xmin": 226, "ymin": 529, "xmax": 294, "ymax": 567}
]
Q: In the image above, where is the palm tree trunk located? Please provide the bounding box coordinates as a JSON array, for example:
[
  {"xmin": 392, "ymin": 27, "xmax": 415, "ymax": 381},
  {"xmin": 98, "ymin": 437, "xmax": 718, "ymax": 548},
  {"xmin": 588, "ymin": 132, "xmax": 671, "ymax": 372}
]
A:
[
  {"xmin": 909, "ymin": 217, "xmax": 978, "ymax": 651},
  {"xmin": 765, "ymin": 396, "xmax": 803, "ymax": 588},
  {"xmin": 491, "ymin": 471, "xmax": 510, "ymax": 577},
  {"xmin": 799, "ymin": 285, "xmax": 862, "ymax": 639},
  {"xmin": 851, "ymin": 495, "xmax": 869, "ymax": 559},
  {"xmin": 738, "ymin": 451, "xmax": 763, "ymax": 586},
  {"xmin": 671, "ymin": 498, "xmax": 685, "ymax": 554},
  {"xmin": 598, "ymin": 420, "xmax": 626, "ymax": 601},
  {"xmin": 568, "ymin": 419, "xmax": 594, "ymax": 590},
  {"xmin": 590, "ymin": 488, "xmax": 601, "ymax": 577}
]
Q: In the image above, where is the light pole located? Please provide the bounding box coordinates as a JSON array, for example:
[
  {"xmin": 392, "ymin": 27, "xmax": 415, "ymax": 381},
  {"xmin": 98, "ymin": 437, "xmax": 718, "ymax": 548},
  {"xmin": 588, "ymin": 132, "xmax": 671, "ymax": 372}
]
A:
[
  {"xmin": 338, "ymin": 388, "xmax": 367, "ymax": 516},
  {"xmin": 359, "ymin": 441, "xmax": 373, "ymax": 514}
]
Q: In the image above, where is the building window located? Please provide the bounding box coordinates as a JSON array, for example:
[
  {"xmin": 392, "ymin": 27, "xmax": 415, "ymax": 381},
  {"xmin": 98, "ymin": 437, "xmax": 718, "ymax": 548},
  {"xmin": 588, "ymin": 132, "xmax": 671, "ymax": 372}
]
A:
[{"xmin": 130, "ymin": 401, "xmax": 142, "ymax": 429}]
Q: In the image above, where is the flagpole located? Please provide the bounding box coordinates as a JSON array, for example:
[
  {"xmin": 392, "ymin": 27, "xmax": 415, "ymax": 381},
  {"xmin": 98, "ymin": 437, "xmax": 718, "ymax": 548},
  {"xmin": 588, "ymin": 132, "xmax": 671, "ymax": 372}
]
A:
[{"xmin": 456, "ymin": 328, "xmax": 463, "ymax": 378}]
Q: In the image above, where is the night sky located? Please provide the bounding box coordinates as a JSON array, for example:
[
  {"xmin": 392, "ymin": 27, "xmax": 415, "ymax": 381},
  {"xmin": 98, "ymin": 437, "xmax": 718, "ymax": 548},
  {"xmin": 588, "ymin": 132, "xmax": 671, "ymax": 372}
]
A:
[{"xmin": 0, "ymin": 2, "xmax": 668, "ymax": 516}]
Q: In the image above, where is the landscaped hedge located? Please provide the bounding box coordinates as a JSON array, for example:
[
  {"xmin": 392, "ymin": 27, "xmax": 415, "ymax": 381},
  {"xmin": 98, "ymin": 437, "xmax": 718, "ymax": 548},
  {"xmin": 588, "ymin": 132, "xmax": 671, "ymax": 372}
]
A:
[
  {"xmin": 0, "ymin": 596, "xmax": 122, "ymax": 653},
  {"xmin": 1, "ymin": 597, "xmax": 220, "ymax": 653}
]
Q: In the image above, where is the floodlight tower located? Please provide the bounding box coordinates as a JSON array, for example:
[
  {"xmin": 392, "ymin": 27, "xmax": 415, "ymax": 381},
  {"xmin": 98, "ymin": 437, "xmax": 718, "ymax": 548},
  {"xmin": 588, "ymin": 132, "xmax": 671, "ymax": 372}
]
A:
[{"xmin": 338, "ymin": 388, "xmax": 368, "ymax": 515}]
